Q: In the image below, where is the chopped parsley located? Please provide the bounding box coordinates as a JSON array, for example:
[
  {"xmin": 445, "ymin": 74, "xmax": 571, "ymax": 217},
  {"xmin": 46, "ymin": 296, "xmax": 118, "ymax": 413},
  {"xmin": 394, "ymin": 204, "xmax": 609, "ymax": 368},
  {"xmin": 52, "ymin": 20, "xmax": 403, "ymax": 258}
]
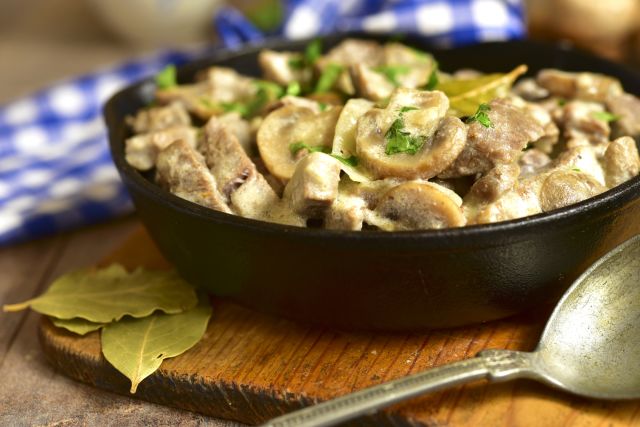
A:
[
  {"xmin": 318, "ymin": 102, "xmax": 328, "ymax": 111},
  {"xmin": 384, "ymin": 106, "xmax": 426, "ymax": 156},
  {"xmin": 557, "ymin": 98, "xmax": 567, "ymax": 106},
  {"xmin": 332, "ymin": 154, "xmax": 359, "ymax": 167},
  {"xmin": 155, "ymin": 65, "xmax": 177, "ymax": 90},
  {"xmin": 289, "ymin": 142, "xmax": 329, "ymax": 155},
  {"xmin": 572, "ymin": 167, "xmax": 582, "ymax": 172},
  {"xmin": 372, "ymin": 65, "xmax": 410, "ymax": 86},
  {"xmin": 221, "ymin": 102, "xmax": 250, "ymax": 116},
  {"xmin": 466, "ymin": 103, "xmax": 493, "ymax": 128},
  {"xmin": 290, "ymin": 142, "xmax": 359, "ymax": 166},
  {"xmin": 425, "ymin": 62, "xmax": 439, "ymax": 90},
  {"xmin": 285, "ymin": 81, "xmax": 301, "ymax": 96},
  {"xmin": 591, "ymin": 111, "xmax": 620, "ymax": 123},
  {"xmin": 289, "ymin": 38, "xmax": 322, "ymax": 69},
  {"xmin": 315, "ymin": 64, "xmax": 343, "ymax": 93}
]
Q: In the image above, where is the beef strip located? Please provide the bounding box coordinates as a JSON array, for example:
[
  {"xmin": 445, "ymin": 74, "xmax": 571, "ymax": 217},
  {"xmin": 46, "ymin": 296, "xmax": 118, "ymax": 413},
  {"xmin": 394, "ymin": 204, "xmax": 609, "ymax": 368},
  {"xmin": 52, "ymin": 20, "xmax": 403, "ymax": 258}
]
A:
[
  {"xmin": 126, "ymin": 102, "xmax": 191, "ymax": 134},
  {"xmin": 155, "ymin": 139, "xmax": 231, "ymax": 213},
  {"xmin": 125, "ymin": 126, "xmax": 198, "ymax": 171},
  {"xmin": 536, "ymin": 69, "xmax": 623, "ymax": 102},
  {"xmin": 439, "ymin": 99, "xmax": 544, "ymax": 178}
]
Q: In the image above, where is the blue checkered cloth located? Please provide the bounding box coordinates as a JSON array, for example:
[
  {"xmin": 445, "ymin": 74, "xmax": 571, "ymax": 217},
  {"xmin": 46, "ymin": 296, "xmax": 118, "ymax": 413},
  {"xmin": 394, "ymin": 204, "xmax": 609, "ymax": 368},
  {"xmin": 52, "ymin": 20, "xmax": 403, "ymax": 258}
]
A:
[{"xmin": 0, "ymin": 0, "xmax": 525, "ymax": 245}]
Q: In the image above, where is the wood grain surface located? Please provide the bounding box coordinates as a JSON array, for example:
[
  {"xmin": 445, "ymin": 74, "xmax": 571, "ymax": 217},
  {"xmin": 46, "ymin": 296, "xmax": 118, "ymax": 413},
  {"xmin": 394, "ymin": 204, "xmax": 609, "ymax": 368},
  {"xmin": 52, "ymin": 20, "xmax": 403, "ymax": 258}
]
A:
[{"xmin": 39, "ymin": 227, "xmax": 640, "ymax": 426}]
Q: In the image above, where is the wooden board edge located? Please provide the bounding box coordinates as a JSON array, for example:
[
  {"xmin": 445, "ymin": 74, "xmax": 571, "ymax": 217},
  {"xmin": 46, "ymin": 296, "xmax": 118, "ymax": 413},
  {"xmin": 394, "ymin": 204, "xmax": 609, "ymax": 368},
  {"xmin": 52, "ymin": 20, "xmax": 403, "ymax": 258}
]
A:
[{"xmin": 38, "ymin": 316, "xmax": 424, "ymax": 426}]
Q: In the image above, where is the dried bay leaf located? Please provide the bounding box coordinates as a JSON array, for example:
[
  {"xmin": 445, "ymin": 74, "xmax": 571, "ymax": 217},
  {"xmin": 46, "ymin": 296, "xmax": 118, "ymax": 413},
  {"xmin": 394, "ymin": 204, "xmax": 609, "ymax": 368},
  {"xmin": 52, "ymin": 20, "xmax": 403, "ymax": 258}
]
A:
[
  {"xmin": 3, "ymin": 264, "xmax": 198, "ymax": 323},
  {"xmin": 51, "ymin": 317, "xmax": 105, "ymax": 335},
  {"xmin": 438, "ymin": 64, "xmax": 527, "ymax": 116},
  {"xmin": 101, "ymin": 294, "xmax": 212, "ymax": 393}
]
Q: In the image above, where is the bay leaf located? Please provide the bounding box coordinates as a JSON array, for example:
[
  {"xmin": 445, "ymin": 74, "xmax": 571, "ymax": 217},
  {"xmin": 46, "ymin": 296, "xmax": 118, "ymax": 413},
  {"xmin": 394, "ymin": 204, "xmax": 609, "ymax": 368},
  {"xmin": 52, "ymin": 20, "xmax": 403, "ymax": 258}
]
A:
[
  {"xmin": 51, "ymin": 317, "xmax": 105, "ymax": 335},
  {"xmin": 438, "ymin": 64, "xmax": 527, "ymax": 116},
  {"xmin": 3, "ymin": 264, "xmax": 198, "ymax": 323},
  {"xmin": 101, "ymin": 294, "xmax": 212, "ymax": 393}
]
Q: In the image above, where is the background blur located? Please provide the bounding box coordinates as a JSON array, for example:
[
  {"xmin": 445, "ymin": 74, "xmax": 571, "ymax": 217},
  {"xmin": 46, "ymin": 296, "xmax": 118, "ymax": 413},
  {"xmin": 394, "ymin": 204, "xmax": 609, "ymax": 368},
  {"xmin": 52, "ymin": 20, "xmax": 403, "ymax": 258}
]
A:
[{"xmin": 1, "ymin": 0, "xmax": 639, "ymax": 105}]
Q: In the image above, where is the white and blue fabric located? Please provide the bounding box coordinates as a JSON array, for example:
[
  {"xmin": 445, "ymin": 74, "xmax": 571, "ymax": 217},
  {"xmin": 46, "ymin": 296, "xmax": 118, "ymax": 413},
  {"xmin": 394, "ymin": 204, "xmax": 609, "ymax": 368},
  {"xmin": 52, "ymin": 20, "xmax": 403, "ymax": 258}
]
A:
[{"xmin": 0, "ymin": 0, "xmax": 525, "ymax": 245}]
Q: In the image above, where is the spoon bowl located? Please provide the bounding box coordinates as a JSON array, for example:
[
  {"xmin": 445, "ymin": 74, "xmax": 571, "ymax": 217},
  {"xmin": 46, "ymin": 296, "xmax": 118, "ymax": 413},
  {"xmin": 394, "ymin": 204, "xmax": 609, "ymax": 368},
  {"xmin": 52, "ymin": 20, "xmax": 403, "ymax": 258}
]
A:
[
  {"xmin": 534, "ymin": 234, "xmax": 640, "ymax": 399},
  {"xmin": 263, "ymin": 235, "xmax": 640, "ymax": 427}
]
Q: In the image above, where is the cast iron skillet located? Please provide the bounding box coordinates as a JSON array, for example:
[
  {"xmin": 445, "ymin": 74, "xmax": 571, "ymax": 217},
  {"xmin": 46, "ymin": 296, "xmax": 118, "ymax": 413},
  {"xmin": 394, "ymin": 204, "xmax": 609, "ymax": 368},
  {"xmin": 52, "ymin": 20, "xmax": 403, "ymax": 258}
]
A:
[{"xmin": 105, "ymin": 34, "xmax": 640, "ymax": 330}]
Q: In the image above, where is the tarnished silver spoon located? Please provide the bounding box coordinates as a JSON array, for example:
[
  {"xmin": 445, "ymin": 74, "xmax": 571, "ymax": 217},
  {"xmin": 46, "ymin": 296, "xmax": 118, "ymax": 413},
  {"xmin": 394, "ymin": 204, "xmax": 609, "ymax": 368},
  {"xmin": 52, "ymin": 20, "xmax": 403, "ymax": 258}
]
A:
[{"xmin": 262, "ymin": 235, "xmax": 640, "ymax": 427}]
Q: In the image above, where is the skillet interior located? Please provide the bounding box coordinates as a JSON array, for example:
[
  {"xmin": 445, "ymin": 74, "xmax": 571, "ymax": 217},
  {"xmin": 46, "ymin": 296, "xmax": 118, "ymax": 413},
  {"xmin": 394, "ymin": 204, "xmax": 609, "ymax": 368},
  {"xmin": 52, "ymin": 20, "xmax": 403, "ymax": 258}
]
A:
[{"xmin": 105, "ymin": 35, "xmax": 640, "ymax": 330}]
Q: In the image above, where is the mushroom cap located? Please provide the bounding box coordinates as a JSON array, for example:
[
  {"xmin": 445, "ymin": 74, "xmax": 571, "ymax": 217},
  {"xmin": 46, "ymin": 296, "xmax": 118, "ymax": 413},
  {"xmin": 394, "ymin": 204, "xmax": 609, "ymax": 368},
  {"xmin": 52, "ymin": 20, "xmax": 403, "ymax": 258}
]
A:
[
  {"xmin": 257, "ymin": 105, "xmax": 342, "ymax": 181},
  {"xmin": 539, "ymin": 169, "xmax": 606, "ymax": 212},
  {"xmin": 373, "ymin": 182, "xmax": 466, "ymax": 230},
  {"xmin": 356, "ymin": 107, "xmax": 467, "ymax": 180}
]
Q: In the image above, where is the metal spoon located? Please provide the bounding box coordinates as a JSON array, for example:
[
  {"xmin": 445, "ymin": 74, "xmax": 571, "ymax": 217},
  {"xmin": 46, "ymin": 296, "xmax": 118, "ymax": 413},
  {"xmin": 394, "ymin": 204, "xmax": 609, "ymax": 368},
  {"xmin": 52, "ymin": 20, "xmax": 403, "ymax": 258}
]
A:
[{"xmin": 262, "ymin": 235, "xmax": 640, "ymax": 427}]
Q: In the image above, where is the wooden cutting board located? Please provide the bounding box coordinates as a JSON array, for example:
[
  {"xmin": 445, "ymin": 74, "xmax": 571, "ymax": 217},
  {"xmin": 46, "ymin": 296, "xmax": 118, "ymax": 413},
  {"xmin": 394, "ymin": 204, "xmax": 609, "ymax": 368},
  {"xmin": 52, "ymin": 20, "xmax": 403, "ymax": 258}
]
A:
[{"xmin": 39, "ymin": 227, "xmax": 640, "ymax": 426}]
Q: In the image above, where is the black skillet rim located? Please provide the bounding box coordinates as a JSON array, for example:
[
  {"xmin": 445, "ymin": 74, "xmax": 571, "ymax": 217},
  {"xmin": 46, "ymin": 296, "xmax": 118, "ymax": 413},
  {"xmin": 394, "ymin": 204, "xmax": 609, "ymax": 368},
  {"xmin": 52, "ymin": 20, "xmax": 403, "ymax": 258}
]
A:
[{"xmin": 105, "ymin": 36, "xmax": 640, "ymax": 250}]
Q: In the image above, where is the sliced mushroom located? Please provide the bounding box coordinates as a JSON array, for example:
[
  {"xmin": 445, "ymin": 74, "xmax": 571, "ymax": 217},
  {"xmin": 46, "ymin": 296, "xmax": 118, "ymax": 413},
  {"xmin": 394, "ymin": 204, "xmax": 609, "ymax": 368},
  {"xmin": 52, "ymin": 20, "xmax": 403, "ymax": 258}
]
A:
[
  {"xmin": 603, "ymin": 136, "xmax": 640, "ymax": 188},
  {"xmin": 540, "ymin": 170, "xmax": 606, "ymax": 212},
  {"xmin": 126, "ymin": 101, "xmax": 191, "ymax": 134},
  {"xmin": 605, "ymin": 93, "xmax": 640, "ymax": 139},
  {"xmin": 155, "ymin": 139, "xmax": 231, "ymax": 213},
  {"xmin": 356, "ymin": 89, "xmax": 466, "ymax": 179},
  {"xmin": 125, "ymin": 126, "xmax": 198, "ymax": 171},
  {"xmin": 536, "ymin": 69, "xmax": 623, "ymax": 102},
  {"xmin": 257, "ymin": 104, "xmax": 342, "ymax": 181},
  {"xmin": 554, "ymin": 145, "xmax": 606, "ymax": 186},
  {"xmin": 258, "ymin": 49, "xmax": 312, "ymax": 86},
  {"xmin": 282, "ymin": 152, "xmax": 342, "ymax": 218},
  {"xmin": 369, "ymin": 182, "xmax": 466, "ymax": 231},
  {"xmin": 350, "ymin": 65, "xmax": 396, "ymax": 102},
  {"xmin": 439, "ymin": 99, "xmax": 545, "ymax": 178}
]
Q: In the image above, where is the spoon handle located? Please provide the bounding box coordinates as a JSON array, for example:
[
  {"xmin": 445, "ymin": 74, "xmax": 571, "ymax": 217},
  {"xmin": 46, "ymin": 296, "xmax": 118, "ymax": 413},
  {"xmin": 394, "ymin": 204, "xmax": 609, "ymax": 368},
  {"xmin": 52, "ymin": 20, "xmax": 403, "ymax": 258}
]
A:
[{"xmin": 261, "ymin": 350, "xmax": 532, "ymax": 427}]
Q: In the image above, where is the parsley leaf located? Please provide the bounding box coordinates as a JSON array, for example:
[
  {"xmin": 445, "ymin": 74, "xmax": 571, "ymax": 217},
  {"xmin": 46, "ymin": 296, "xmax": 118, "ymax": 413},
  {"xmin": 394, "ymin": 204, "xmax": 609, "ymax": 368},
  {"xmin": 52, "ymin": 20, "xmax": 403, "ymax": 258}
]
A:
[
  {"xmin": 289, "ymin": 39, "xmax": 322, "ymax": 70},
  {"xmin": 290, "ymin": 142, "xmax": 360, "ymax": 166},
  {"xmin": 572, "ymin": 167, "xmax": 582, "ymax": 172},
  {"xmin": 425, "ymin": 62, "xmax": 439, "ymax": 90},
  {"xmin": 315, "ymin": 64, "xmax": 343, "ymax": 93},
  {"xmin": 373, "ymin": 65, "xmax": 410, "ymax": 86},
  {"xmin": 289, "ymin": 142, "xmax": 330, "ymax": 155},
  {"xmin": 318, "ymin": 102, "xmax": 328, "ymax": 111},
  {"xmin": 384, "ymin": 107, "xmax": 426, "ymax": 155},
  {"xmin": 466, "ymin": 103, "xmax": 493, "ymax": 128},
  {"xmin": 286, "ymin": 81, "xmax": 301, "ymax": 96},
  {"xmin": 199, "ymin": 98, "xmax": 216, "ymax": 109},
  {"xmin": 591, "ymin": 111, "xmax": 620, "ymax": 123},
  {"xmin": 332, "ymin": 154, "xmax": 359, "ymax": 167},
  {"xmin": 155, "ymin": 65, "xmax": 177, "ymax": 90},
  {"xmin": 221, "ymin": 102, "xmax": 250, "ymax": 117},
  {"xmin": 557, "ymin": 98, "xmax": 567, "ymax": 106}
]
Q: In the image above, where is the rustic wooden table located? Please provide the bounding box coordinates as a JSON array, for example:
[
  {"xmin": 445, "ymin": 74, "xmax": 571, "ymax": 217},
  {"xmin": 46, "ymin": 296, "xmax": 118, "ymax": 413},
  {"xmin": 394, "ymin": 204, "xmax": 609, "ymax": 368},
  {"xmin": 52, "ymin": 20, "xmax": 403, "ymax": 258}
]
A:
[{"xmin": 0, "ymin": 1, "xmax": 237, "ymax": 424}]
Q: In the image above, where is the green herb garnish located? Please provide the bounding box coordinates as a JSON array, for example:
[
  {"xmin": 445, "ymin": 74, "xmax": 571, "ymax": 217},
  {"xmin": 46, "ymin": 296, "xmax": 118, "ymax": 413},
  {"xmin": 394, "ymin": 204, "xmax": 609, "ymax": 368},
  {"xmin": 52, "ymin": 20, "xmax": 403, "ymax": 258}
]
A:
[
  {"xmin": 557, "ymin": 98, "xmax": 567, "ymax": 106},
  {"xmin": 332, "ymin": 154, "xmax": 359, "ymax": 167},
  {"xmin": 384, "ymin": 106, "xmax": 426, "ymax": 155},
  {"xmin": 289, "ymin": 38, "xmax": 323, "ymax": 70},
  {"xmin": 199, "ymin": 97, "xmax": 215, "ymax": 109},
  {"xmin": 318, "ymin": 102, "xmax": 328, "ymax": 111},
  {"xmin": 286, "ymin": 81, "xmax": 301, "ymax": 96},
  {"xmin": 572, "ymin": 167, "xmax": 582, "ymax": 172},
  {"xmin": 221, "ymin": 102, "xmax": 250, "ymax": 117},
  {"xmin": 315, "ymin": 64, "xmax": 343, "ymax": 93},
  {"xmin": 373, "ymin": 65, "xmax": 410, "ymax": 87},
  {"xmin": 289, "ymin": 141, "xmax": 330, "ymax": 155},
  {"xmin": 591, "ymin": 111, "xmax": 620, "ymax": 123},
  {"xmin": 155, "ymin": 65, "xmax": 177, "ymax": 90},
  {"xmin": 425, "ymin": 62, "xmax": 439, "ymax": 90},
  {"xmin": 466, "ymin": 103, "xmax": 493, "ymax": 128}
]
